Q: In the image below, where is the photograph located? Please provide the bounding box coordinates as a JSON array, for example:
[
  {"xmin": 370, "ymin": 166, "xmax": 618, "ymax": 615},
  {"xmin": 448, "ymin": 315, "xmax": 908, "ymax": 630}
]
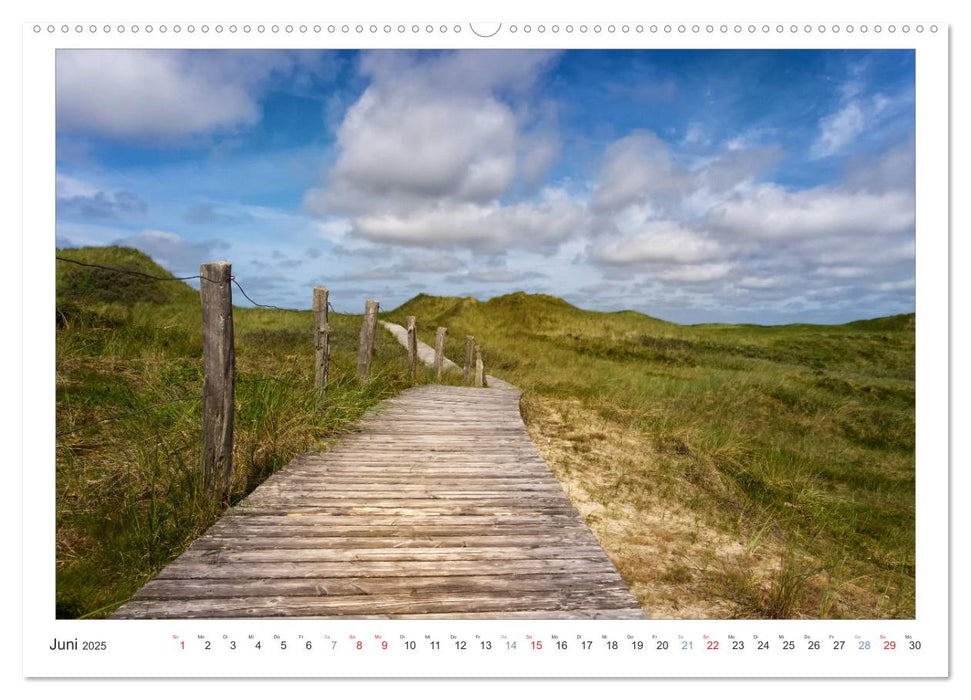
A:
[{"xmin": 53, "ymin": 47, "xmax": 916, "ymax": 621}]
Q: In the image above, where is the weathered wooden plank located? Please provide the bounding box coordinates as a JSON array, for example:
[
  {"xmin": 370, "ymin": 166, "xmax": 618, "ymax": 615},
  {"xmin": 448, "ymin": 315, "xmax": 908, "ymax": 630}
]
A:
[
  {"xmin": 354, "ymin": 428, "xmax": 527, "ymax": 435},
  {"xmin": 330, "ymin": 440, "xmax": 539, "ymax": 447},
  {"xmin": 334, "ymin": 436, "xmax": 538, "ymax": 443},
  {"xmin": 192, "ymin": 534, "xmax": 603, "ymax": 550},
  {"xmin": 317, "ymin": 447, "xmax": 546, "ymax": 453},
  {"xmin": 229, "ymin": 506, "xmax": 581, "ymax": 516},
  {"xmin": 328, "ymin": 449, "xmax": 543, "ymax": 454},
  {"xmin": 238, "ymin": 501, "xmax": 575, "ymax": 512},
  {"xmin": 133, "ymin": 572, "xmax": 627, "ymax": 600},
  {"xmin": 248, "ymin": 487, "xmax": 568, "ymax": 497},
  {"xmin": 256, "ymin": 471, "xmax": 559, "ymax": 482},
  {"xmin": 154, "ymin": 558, "xmax": 621, "ymax": 580},
  {"xmin": 245, "ymin": 494, "xmax": 571, "ymax": 504},
  {"xmin": 284, "ymin": 463, "xmax": 552, "ymax": 470},
  {"xmin": 179, "ymin": 545, "xmax": 610, "ymax": 563},
  {"xmin": 384, "ymin": 609, "xmax": 645, "ymax": 620},
  {"xmin": 258, "ymin": 476, "xmax": 563, "ymax": 485},
  {"xmin": 242, "ymin": 492, "xmax": 573, "ymax": 502},
  {"xmin": 212, "ymin": 514, "xmax": 590, "ymax": 527},
  {"xmin": 250, "ymin": 487, "xmax": 568, "ymax": 496},
  {"xmin": 255, "ymin": 486, "xmax": 567, "ymax": 495},
  {"xmin": 203, "ymin": 525, "xmax": 594, "ymax": 539},
  {"xmin": 254, "ymin": 472, "xmax": 563, "ymax": 482},
  {"xmin": 292, "ymin": 459, "xmax": 547, "ymax": 466},
  {"xmin": 359, "ymin": 418, "xmax": 523, "ymax": 423},
  {"xmin": 279, "ymin": 472, "xmax": 555, "ymax": 479},
  {"xmin": 357, "ymin": 420, "xmax": 526, "ymax": 426},
  {"xmin": 116, "ymin": 590, "xmax": 644, "ymax": 618},
  {"xmin": 235, "ymin": 502, "xmax": 581, "ymax": 513},
  {"xmin": 273, "ymin": 475, "xmax": 557, "ymax": 484},
  {"xmin": 291, "ymin": 454, "xmax": 549, "ymax": 461}
]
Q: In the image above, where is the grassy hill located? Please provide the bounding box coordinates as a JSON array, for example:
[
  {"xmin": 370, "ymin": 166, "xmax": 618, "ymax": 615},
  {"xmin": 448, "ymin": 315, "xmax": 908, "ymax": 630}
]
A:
[
  {"xmin": 385, "ymin": 292, "xmax": 916, "ymax": 619},
  {"xmin": 55, "ymin": 246, "xmax": 418, "ymax": 618},
  {"xmin": 55, "ymin": 250, "xmax": 915, "ymax": 621}
]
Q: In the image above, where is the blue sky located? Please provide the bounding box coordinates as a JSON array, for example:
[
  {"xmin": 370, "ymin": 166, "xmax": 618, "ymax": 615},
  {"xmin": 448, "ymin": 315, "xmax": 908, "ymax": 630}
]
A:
[{"xmin": 55, "ymin": 49, "xmax": 915, "ymax": 324}]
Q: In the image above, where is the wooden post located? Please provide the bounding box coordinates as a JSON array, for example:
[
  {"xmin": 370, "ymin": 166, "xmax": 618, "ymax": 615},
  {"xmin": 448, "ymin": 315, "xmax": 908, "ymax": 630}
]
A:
[
  {"xmin": 474, "ymin": 345, "xmax": 485, "ymax": 388},
  {"xmin": 406, "ymin": 316, "xmax": 418, "ymax": 382},
  {"xmin": 313, "ymin": 286, "xmax": 330, "ymax": 397},
  {"xmin": 357, "ymin": 299, "xmax": 379, "ymax": 382},
  {"xmin": 464, "ymin": 335, "xmax": 475, "ymax": 384},
  {"xmin": 434, "ymin": 327, "xmax": 447, "ymax": 381},
  {"xmin": 200, "ymin": 261, "xmax": 235, "ymax": 501}
]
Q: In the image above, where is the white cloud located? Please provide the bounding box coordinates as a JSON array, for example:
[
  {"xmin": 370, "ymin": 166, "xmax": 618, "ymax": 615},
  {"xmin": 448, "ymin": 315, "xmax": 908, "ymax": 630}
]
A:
[
  {"xmin": 723, "ymin": 127, "xmax": 772, "ymax": 152},
  {"xmin": 336, "ymin": 253, "xmax": 467, "ymax": 281},
  {"xmin": 682, "ymin": 122, "xmax": 707, "ymax": 146},
  {"xmin": 706, "ymin": 184, "xmax": 914, "ymax": 240},
  {"xmin": 582, "ymin": 125, "xmax": 914, "ymax": 319},
  {"xmin": 349, "ymin": 188, "xmax": 588, "ymax": 254},
  {"xmin": 57, "ymin": 51, "xmax": 257, "ymax": 140},
  {"xmin": 304, "ymin": 50, "xmax": 570, "ymax": 254},
  {"xmin": 308, "ymin": 50, "xmax": 561, "ymax": 216},
  {"xmin": 112, "ymin": 230, "xmax": 229, "ymax": 274},
  {"xmin": 57, "ymin": 181, "xmax": 147, "ymax": 221},
  {"xmin": 873, "ymin": 278, "xmax": 915, "ymax": 293},
  {"xmin": 408, "ymin": 255, "xmax": 467, "ymax": 274},
  {"xmin": 813, "ymin": 239, "xmax": 915, "ymax": 267},
  {"xmin": 325, "ymin": 90, "xmax": 519, "ymax": 206},
  {"xmin": 737, "ymin": 275, "xmax": 784, "ymax": 290},
  {"xmin": 56, "ymin": 174, "xmax": 100, "ymax": 198},
  {"xmin": 56, "ymin": 50, "xmax": 325, "ymax": 141},
  {"xmin": 61, "ymin": 49, "xmax": 912, "ymax": 322},
  {"xmin": 358, "ymin": 50, "xmax": 559, "ymax": 96},
  {"xmin": 844, "ymin": 138, "xmax": 915, "ymax": 193},
  {"xmin": 656, "ymin": 263, "xmax": 734, "ymax": 284},
  {"xmin": 592, "ymin": 223, "xmax": 723, "ymax": 266},
  {"xmin": 811, "ymin": 102, "xmax": 866, "ymax": 158},
  {"xmin": 520, "ymin": 136, "xmax": 560, "ymax": 191},
  {"xmin": 592, "ymin": 131, "xmax": 685, "ymax": 213},
  {"xmin": 313, "ymin": 217, "xmax": 354, "ymax": 243},
  {"xmin": 446, "ymin": 268, "xmax": 534, "ymax": 284},
  {"xmin": 692, "ymin": 145, "xmax": 784, "ymax": 194},
  {"xmin": 815, "ymin": 266, "xmax": 870, "ymax": 279},
  {"xmin": 302, "ymin": 53, "xmax": 913, "ymax": 320}
]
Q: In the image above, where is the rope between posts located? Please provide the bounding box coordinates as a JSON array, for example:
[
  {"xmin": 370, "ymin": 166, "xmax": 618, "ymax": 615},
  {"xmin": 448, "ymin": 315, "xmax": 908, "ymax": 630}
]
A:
[{"xmin": 56, "ymin": 256, "xmax": 289, "ymax": 310}]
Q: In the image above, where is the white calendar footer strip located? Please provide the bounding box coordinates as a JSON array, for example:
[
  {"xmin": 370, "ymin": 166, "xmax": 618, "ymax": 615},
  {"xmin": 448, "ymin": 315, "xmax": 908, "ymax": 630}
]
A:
[{"xmin": 24, "ymin": 619, "xmax": 945, "ymax": 677}]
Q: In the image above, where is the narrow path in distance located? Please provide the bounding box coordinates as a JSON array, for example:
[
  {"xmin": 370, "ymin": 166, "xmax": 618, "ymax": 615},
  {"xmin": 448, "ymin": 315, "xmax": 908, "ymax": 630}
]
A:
[{"xmin": 379, "ymin": 320, "xmax": 517, "ymax": 390}]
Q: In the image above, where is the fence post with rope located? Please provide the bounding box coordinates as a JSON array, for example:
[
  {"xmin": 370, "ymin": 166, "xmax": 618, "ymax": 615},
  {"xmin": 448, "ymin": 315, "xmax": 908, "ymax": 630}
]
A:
[
  {"xmin": 200, "ymin": 261, "xmax": 235, "ymax": 502},
  {"xmin": 313, "ymin": 286, "xmax": 331, "ymax": 400},
  {"xmin": 464, "ymin": 335, "xmax": 475, "ymax": 384},
  {"xmin": 357, "ymin": 300, "xmax": 380, "ymax": 382},
  {"xmin": 406, "ymin": 315, "xmax": 418, "ymax": 383},
  {"xmin": 434, "ymin": 326, "xmax": 447, "ymax": 381}
]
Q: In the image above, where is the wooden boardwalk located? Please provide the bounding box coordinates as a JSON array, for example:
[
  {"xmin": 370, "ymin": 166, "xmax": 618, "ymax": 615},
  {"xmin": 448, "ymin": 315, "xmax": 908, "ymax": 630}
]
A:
[{"xmin": 113, "ymin": 332, "xmax": 644, "ymax": 619}]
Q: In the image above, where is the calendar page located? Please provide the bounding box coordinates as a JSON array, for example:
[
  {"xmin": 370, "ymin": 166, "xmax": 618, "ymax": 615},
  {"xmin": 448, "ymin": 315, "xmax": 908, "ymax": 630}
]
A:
[{"xmin": 20, "ymin": 0, "xmax": 953, "ymax": 684}]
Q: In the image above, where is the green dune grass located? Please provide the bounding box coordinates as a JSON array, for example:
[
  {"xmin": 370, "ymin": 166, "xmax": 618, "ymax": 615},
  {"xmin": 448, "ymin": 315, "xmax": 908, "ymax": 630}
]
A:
[{"xmin": 385, "ymin": 292, "xmax": 915, "ymax": 619}]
